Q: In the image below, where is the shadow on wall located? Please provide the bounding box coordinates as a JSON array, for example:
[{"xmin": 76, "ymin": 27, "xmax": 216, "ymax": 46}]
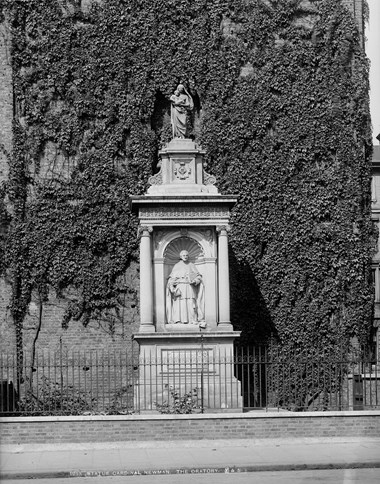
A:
[{"xmin": 229, "ymin": 249, "xmax": 276, "ymax": 346}]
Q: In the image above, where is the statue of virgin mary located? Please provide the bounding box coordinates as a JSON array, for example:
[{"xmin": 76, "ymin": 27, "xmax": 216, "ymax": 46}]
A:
[{"xmin": 169, "ymin": 84, "xmax": 193, "ymax": 139}]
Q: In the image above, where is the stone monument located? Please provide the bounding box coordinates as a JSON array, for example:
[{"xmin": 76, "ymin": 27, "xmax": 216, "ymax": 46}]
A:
[{"xmin": 131, "ymin": 86, "xmax": 241, "ymax": 412}]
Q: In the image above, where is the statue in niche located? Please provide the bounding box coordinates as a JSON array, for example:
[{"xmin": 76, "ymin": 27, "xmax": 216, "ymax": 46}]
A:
[
  {"xmin": 166, "ymin": 250, "xmax": 205, "ymax": 324},
  {"xmin": 169, "ymin": 84, "xmax": 193, "ymax": 139}
]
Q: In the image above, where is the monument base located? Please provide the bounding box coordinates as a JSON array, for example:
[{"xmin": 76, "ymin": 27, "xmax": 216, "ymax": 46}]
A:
[{"xmin": 133, "ymin": 332, "xmax": 242, "ymax": 413}]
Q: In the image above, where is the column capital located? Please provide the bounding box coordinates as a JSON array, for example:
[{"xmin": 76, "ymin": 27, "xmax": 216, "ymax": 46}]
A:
[
  {"xmin": 216, "ymin": 225, "xmax": 231, "ymax": 234},
  {"xmin": 139, "ymin": 225, "xmax": 153, "ymax": 236}
]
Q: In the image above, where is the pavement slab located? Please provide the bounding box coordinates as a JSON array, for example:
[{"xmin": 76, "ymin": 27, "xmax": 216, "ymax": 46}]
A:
[{"xmin": 1, "ymin": 438, "xmax": 380, "ymax": 480}]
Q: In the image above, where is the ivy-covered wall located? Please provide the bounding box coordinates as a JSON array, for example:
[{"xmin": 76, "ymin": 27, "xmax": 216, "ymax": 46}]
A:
[{"xmin": 0, "ymin": 0, "xmax": 374, "ymax": 358}]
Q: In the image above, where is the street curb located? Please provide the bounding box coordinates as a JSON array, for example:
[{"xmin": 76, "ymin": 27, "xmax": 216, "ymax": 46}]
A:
[
  {"xmin": 1, "ymin": 461, "xmax": 380, "ymax": 480},
  {"xmin": 4, "ymin": 436, "xmax": 380, "ymax": 453}
]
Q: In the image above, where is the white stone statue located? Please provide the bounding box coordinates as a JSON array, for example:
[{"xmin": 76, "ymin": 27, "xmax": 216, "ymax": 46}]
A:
[
  {"xmin": 166, "ymin": 250, "xmax": 205, "ymax": 324},
  {"xmin": 169, "ymin": 84, "xmax": 193, "ymax": 139}
]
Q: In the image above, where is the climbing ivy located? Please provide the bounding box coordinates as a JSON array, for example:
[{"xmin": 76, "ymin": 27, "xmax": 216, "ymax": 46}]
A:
[
  {"xmin": 201, "ymin": 0, "xmax": 374, "ymax": 350},
  {"xmin": 0, "ymin": 0, "xmax": 373, "ymax": 360}
]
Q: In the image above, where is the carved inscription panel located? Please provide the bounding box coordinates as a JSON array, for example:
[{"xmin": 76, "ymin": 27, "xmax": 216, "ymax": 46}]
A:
[{"xmin": 159, "ymin": 348, "xmax": 215, "ymax": 374}]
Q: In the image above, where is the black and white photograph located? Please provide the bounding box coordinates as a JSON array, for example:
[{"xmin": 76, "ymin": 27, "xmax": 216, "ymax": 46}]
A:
[{"xmin": 0, "ymin": 1, "xmax": 379, "ymax": 483}]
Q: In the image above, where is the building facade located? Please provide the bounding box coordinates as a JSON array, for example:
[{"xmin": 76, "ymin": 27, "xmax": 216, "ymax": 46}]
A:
[
  {"xmin": 371, "ymin": 141, "xmax": 380, "ymax": 357},
  {"xmin": 0, "ymin": 0, "xmax": 375, "ymax": 358}
]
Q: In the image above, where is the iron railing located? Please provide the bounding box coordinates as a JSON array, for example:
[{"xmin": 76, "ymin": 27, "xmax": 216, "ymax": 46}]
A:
[{"xmin": 0, "ymin": 346, "xmax": 379, "ymax": 415}]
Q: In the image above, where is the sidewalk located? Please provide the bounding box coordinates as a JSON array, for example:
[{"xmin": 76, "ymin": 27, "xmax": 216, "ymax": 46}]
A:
[{"xmin": 1, "ymin": 437, "xmax": 380, "ymax": 479}]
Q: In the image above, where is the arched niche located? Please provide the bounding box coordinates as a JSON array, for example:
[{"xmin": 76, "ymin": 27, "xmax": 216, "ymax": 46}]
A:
[
  {"xmin": 155, "ymin": 228, "xmax": 214, "ymax": 260},
  {"xmin": 153, "ymin": 229, "xmax": 218, "ymax": 329},
  {"xmin": 164, "ymin": 236, "xmax": 204, "ymax": 266}
]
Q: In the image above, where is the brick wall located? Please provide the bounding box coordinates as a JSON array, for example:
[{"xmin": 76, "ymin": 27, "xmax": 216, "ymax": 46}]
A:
[
  {"xmin": 0, "ymin": 262, "xmax": 140, "ymax": 358},
  {"xmin": 1, "ymin": 411, "xmax": 379, "ymax": 445}
]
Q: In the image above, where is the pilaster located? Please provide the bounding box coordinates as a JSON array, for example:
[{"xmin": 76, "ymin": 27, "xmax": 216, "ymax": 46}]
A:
[
  {"xmin": 216, "ymin": 225, "xmax": 233, "ymax": 331},
  {"xmin": 139, "ymin": 225, "xmax": 154, "ymax": 332}
]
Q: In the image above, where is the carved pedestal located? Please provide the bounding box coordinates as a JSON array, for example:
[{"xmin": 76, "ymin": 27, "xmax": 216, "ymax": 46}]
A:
[
  {"xmin": 131, "ymin": 138, "xmax": 241, "ymax": 412},
  {"xmin": 134, "ymin": 333, "xmax": 241, "ymax": 412}
]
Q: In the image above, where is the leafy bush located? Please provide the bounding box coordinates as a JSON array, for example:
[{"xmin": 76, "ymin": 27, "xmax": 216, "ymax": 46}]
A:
[
  {"xmin": 18, "ymin": 376, "xmax": 95, "ymax": 416},
  {"xmin": 106, "ymin": 384, "xmax": 134, "ymax": 415},
  {"xmin": 156, "ymin": 387, "xmax": 200, "ymax": 414}
]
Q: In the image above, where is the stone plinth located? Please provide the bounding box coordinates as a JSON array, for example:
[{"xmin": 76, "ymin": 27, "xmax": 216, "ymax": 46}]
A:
[
  {"xmin": 147, "ymin": 139, "xmax": 217, "ymax": 195},
  {"xmin": 134, "ymin": 332, "xmax": 242, "ymax": 413}
]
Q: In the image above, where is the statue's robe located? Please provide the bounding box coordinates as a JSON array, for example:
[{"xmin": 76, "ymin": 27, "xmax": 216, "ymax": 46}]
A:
[{"xmin": 170, "ymin": 93, "xmax": 190, "ymax": 138}]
